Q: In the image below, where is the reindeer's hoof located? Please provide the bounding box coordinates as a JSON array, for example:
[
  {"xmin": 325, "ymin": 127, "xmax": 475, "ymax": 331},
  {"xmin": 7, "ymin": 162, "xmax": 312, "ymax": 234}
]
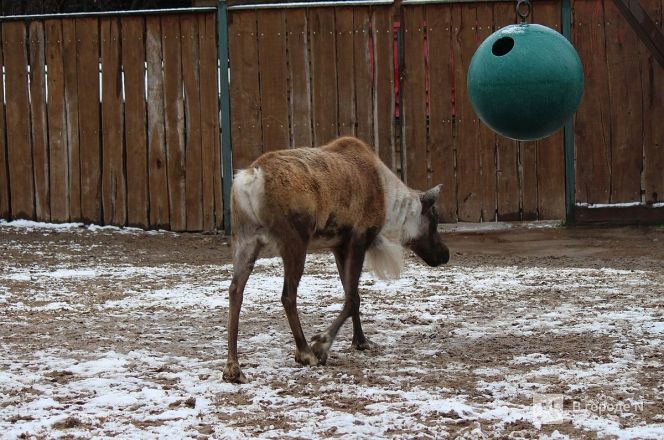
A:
[
  {"xmin": 223, "ymin": 362, "xmax": 248, "ymax": 384},
  {"xmin": 311, "ymin": 333, "xmax": 331, "ymax": 365},
  {"xmin": 351, "ymin": 338, "xmax": 377, "ymax": 351},
  {"xmin": 294, "ymin": 347, "xmax": 319, "ymax": 366}
]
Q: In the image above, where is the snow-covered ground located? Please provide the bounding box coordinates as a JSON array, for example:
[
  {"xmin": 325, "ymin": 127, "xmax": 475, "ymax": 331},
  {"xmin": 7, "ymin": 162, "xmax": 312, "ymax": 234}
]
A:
[{"xmin": 0, "ymin": 221, "xmax": 663, "ymax": 438}]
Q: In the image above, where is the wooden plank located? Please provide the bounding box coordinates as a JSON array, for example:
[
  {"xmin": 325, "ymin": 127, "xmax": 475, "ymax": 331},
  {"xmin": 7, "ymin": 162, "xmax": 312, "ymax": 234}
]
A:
[
  {"xmin": 146, "ymin": 16, "xmax": 170, "ymax": 229},
  {"xmin": 257, "ymin": 10, "xmax": 290, "ymax": 150},
  {"xmin": 605, "ymin": 0, "xmax": 643, "ymax": 202},
  {"xmin": 0, "ymin": 34, "xmax": 8, "ymax": 219},
  {"xmin": 198, "ymin": 12, "xmax": 221, "ymax": 231},
  {"xmin": 354, "ymin": 7, "xmax": 374, "ymax": 146},
  {"xmin": 427, "ymin": 4, "xmax": 456, "ymax": 222},
  {"xmin": 493, "ymin": 2, "xmax": 520, "ymax": 220},
  {"xmin": 336, "ymin": 7, "xmax": 356, "ymax": 137},
  {"xmin": 535, "ymin": 0, "xmax": 565, "ymax": 219},
  {"xmin": 76, "ymin": 18, "xmax": 102, "ymax": 224},
  {"xmin": 372, "ymin": 7, "xmax": 396, "ymax": 171},
  {"xmin": 611, "ymin": 0, "xmax": 664, "ymax": 68},
  {"xmin": 402, "ymin": 5, "xmax": 428, "ymax": 190},
  {"xmin": 63, "ymin": 19, "xmax": 82, "ymax": 220},
  {"xmin": 286, "ymin": 9, "xmax": 313, "ymax": 148},
  {"xmin": 228, "ymin": 10, "xmax": 262, "ymax": 168},
  {"xmin": 310, "ymin": 7, "xmax": 338, "ymax": 146},
  {"xmin": 520, "ymin": 141, "xmax": 538, "ymax": 219},
  {"xmin": 101, "ymin": 17, "xmax": 127, "ymax": 226},
  {"xmin": 641, "ymin": 0, "xmax": 664, "ymax": 204},
  {"xmin": 122, "ymin": 16, "xmax": 149, "ymax": 228},
  {"xmin": 575, "ymin": 205, "xmax": 664, "ymax": 224},
  {"xmin": 162, "ymin": 14, "xmax": 187, "ymax": 231},
  {"xmin": 29, "ymin": 21, "xmax": 51, "ymax": 222},
  {"xmin": 476, "ymin": 5, "xmax": 497, "ymax": 222},
  {"xmin": 3, "ymin": 21, "xmax": 34, "ymax": 219},
  {"xmin": 45, "ymin": 20, "xmax": 69, "ymax": 222},
  {"xmin": 181, "ymin": 14, "xmax": 204, "ymax": 231},
  {"xmin": 453, "ymin": 3, "xmax": 482, "ymax": 221}
]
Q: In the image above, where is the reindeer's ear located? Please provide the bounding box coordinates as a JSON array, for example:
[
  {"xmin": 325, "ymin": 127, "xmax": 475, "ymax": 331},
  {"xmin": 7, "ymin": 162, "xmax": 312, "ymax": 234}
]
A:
[{"xmin": 420, "ymin": 184, "xmax": 443, "ymax": 213}]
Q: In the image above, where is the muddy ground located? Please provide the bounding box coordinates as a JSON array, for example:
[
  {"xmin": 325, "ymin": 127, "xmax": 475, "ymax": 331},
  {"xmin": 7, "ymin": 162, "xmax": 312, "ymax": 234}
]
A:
[{"xmin": 0, "ymin": 222, "xmax": 663, "ymax": 438}]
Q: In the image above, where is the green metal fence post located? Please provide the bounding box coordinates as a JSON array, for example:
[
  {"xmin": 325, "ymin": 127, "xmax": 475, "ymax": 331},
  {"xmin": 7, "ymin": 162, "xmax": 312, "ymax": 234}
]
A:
[
  {"xmin": 218, "ymin": 0, "xmax": 233, "ymax": 235},
  {"xmin": 562, "ymin": 0, "xmax": 575, "ymax": 224}
]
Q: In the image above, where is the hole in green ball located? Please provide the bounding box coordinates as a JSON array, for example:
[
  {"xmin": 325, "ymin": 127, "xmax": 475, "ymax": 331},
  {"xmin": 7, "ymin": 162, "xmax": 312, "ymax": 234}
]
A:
[{"xmin": 492, "ymin": 37, "xmax": 514, "ymax": 56}]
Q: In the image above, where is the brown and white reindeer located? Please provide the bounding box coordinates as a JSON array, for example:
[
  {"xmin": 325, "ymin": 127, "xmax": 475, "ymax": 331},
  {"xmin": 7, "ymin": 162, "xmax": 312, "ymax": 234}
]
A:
[{"xmin": 223, "ymin": 136, "xmax": 449, "ymax": 383}]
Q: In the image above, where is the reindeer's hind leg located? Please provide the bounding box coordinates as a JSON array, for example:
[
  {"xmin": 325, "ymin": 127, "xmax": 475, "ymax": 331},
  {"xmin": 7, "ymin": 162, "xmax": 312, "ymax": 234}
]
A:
[{"xmin": 223, "ymin": 238, "xmax": 261, "ymax": 384}]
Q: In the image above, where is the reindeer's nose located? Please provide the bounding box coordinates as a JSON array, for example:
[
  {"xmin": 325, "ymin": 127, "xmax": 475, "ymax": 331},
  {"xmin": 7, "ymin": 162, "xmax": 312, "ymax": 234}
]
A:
[{"xmin": 439, "ymin": 245, "xmax": 450, "ymax": 265}]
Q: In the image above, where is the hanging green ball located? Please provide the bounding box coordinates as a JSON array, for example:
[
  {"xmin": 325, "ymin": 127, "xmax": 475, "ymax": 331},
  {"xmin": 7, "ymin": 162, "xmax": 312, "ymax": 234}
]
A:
[{"xmin": 467, "ymin": 23, "xmax": 584, "ymax": 141}]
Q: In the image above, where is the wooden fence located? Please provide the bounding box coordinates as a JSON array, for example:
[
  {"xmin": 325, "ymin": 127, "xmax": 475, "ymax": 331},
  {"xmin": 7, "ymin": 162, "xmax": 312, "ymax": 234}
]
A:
[
  {"xmin": 1, "ymin": 1, "xmax": 663, "ymax": 231},
  {"xmin": 0, "ymin": 12, "xmax": 223, "ymax": 231}
]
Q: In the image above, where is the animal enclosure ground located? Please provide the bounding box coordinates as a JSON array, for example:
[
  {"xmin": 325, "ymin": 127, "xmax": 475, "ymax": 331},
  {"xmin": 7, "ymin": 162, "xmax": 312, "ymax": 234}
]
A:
[{"xmin": 0, "ymin": 220, "xmax": 663, "ymax": 439}]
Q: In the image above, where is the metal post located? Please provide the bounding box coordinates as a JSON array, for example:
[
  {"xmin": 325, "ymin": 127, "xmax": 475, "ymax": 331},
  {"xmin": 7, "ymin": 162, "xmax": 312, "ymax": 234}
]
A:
[
  {"xmin": 562, "ymin": 0, "xmax": 575, "ymax": 224},
  {"xmin": 218, "ymin": 0, "xmax": 234, "ymax": 235}
]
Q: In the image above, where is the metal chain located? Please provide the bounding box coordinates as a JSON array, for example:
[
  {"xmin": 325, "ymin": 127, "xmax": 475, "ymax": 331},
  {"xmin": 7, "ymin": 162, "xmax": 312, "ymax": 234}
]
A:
[{"xmin": 516, "ymin": 0, "xmax": 531, "ymax": 22}]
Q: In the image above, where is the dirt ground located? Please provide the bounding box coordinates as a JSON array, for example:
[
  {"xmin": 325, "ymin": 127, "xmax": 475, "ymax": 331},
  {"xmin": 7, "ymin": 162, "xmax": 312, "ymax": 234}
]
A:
[{"xmin": 1, "ymin": 221, "xmax": 663, "ymax": 438}]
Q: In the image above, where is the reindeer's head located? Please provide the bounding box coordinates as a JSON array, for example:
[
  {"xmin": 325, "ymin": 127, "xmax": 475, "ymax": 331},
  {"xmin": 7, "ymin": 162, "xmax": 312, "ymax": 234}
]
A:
[{"xmin": 407, "ymin": 185, "xmax": 450, "ymax": 266}]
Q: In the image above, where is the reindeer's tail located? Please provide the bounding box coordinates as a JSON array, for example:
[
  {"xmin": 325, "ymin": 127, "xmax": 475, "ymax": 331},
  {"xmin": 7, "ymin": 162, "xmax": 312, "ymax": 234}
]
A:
[{"xmin": 366, "ymin": 234, "xmax": 403, "ymax": 280}]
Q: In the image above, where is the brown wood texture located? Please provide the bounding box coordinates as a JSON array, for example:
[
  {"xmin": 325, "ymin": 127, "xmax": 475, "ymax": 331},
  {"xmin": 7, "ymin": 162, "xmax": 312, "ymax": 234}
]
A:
[
  {"xmin": 605, "ymin": 0, "xmax": 643, "ymax": 203},
  {"xmin": 198, "ymin": 12, "xmax": 222, "ymax": 231},
  {"xmin": 62, "ymin": 19, "xmax": 82, "ymax": 220},
  {"xmin": 29, "ymin": 21, "xmax": 51, "ymax": 221},
  {"xmin": 122, "ymin": 16, "xmax": 149, "ymax": 228},
  {"xmin": 3, "ymin": 21, "xmax": 35, "ymax": 219},
  {"xmin": 402, "ymin": 6, "xmax": 428, "ymax": 190},
  {"xmin": 181, "ymin": 15, "xmax": 204, "ymax": 231},
  {"xmin": 76, "ymin": 18, "xmax": 102, "ymax": 224},
  {"xmin": 162, "ymin": 14, "xmax": 187, "ymax": 231},
  {"xmin": 286, "ymin": 9, "xmax": 313, "ymax": 148},
  {"xmin": 534, "ymin": 0, "xmax": 565, "ymax": 219},
  {"xmin": 228, "ymin": 10, "xmax": 262, "ymax": 168},
  {"xmin": 45, "ymin": 20, "xmax": 70, "ymax": 222},
  {"xmin": 493, "ymin": 2, "xmax": 520, "ymax": 220},
  {"xmin": 452, "ymin": 3, "xmax": 483, "ymax": 221},
  {"xmin": 101, "ymin": 17, "xmax": 127, "ymax": 226},
  {"xmin": 257, "ymin": 10, "xmax": 290, "ymax": 150},
  {"xmin": 336, "ymin": 7, "xmax": 356, "ymax": 138},
  {"xmin": 354, "ymin": 7, "xmax": 374, "ymax": 146},
  {"xmin": 372, "ymin": 7, "xmax": 396, "ymax": 171},
  {"xmin": 146, "ymin": 16, "xmax": 170, "ymax": 229},
  {"xmin": 310, "ymin": 8, "xmax": 338, "ymax": 146},
  {"xmin": 426, "ymin": 4, "xmax": 456, "ymax": 222},
  {"xmin": 575, "ymin": 205, "xmax": 664, "ymax": 224},
  {"xmin": 0, "ymin": 36, "xmax": 8, "ymax": 219}
]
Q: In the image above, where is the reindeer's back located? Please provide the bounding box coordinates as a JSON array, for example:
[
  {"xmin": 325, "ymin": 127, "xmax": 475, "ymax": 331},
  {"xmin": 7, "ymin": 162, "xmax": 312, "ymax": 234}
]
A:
[{"xmin": 239, "ymin": 137, "xmax": 386, "ymax": 240}]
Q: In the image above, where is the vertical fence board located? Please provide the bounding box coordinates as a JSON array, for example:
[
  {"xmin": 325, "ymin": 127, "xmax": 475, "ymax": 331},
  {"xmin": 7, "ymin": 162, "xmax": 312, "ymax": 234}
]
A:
[
  {"xmin": 76, "ymin": 18, "xmax": 102, "ymax": 224},
  {"xmin": 122, "ymin": 16, "xmax": 149, "ymax": 228},
  {"xmin": 45, "ymin": 20, "xmax": 69, "ymax": 222},
  {"xmin": 146, "ymin": 16, "xmax": 170, "ymax": 229},
  {"xmin": 427, "ymin": 5, "xmax": 456, "ymax": 222},
  {"xmin": 604, "ymin": 0, "xmax": 643, "ymax": 203},
  {"xmin": 453, "ymin": 4, "xmax": 482, "ymax": 221},
  {"xmin": 0, "ymin": 36, "xmax": 8, "ymax": 219},
  {"xmin": 101, "ymin": 17, "xmax": 127, "ymax": 226},
  {"xmin": 3, "ymin": 21, "xmax": 34, "ymax": 219},
  {"xmin": 520, "ymin": 141, "xmax": 538, "ymax": 219},
  {"xmin": 372, "ymin": 7, "xmax": 395, "ymax": 171},
  {"xmin": 535, "ymin": 1, "xmax": 565, "ymax": 219},
  {"xmin": 181, "ymin": 15, "xmax": 204, "ymax": 231},
  {"xmin": 402, "ymin": 6, "xmax": 428, "ymax": 190},
  {"xmin": 29, "ymin": 21, "xmax": 50, "ymax": 221},
  {"xmin": 310, "ymin": 8, "xmax": 338, "ymax": 146},
  {"xmin": 354, "ymin": 7, "xmax": 374, "ymax": 146},
  {"xmin": 493, "ymin": 2, "xmax": 520, "ymax": 220},
  {"xmin": 198, "ymin": 13, "xmax": 222, "ymax": 231},
  {"xmin": 62, "ymin": 19, "xmax": 82, "ymax": 220},
  {"xmin": 257, "ymin": 10, "xmax": 290, "ymax": 150},
  {"xmin": 336, "ymin": 7, "xmax": 356, "ymax": 137},
  {"xmin": 229, "ymin": 10, "xmax": 262, "ymax": 168},
  {"xmin": 286, "ymin": 9, "xmax": 313, "ymax": 148},
  {"xmin": 162, "ymin": 14, "xmax": 186, "ymax": 231}
]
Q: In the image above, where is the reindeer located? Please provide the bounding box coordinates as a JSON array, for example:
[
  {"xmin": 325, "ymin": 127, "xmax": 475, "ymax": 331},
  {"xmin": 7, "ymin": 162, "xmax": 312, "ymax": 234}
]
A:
[{"xmin": 223, "ymin": 136, "xmax": 449, "ymax": 383}]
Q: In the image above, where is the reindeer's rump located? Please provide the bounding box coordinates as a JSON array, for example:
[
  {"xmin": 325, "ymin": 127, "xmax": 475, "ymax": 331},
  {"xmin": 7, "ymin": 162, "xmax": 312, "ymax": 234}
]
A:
[{"xmin": 233, "ymin": 137, "xmax": 386, "ymax": 242}]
